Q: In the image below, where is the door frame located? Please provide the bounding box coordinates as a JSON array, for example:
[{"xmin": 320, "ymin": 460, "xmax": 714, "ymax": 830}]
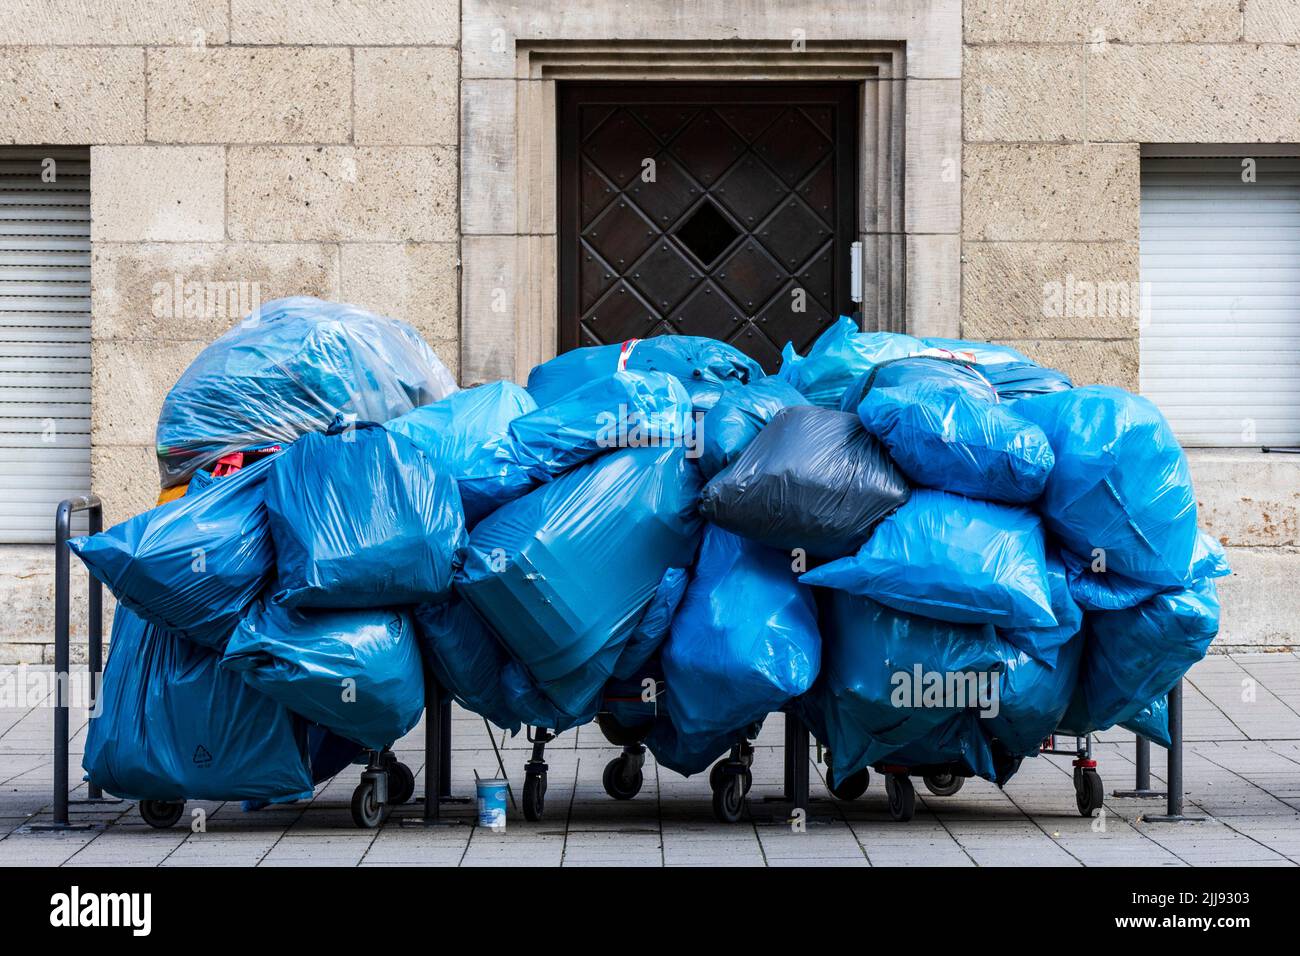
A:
[
  {"xmin": 457, "ymin": 24, "xmax": 962, "ymax": 385},
  {"xmin": 556, "ymin": 81, "xmax": 860, "ymax": 358}
]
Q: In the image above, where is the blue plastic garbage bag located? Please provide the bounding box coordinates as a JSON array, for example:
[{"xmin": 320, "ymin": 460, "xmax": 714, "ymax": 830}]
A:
[
  {"xmin": 265, "ymin": 422, "xmax": 466, "ymax": 609},
  {"xmin": 699, "ymin": 406, "xmax": 910, "ymax": 559},
  {"xmin": 307, "ymin": 725, "xmax": 364, "ymax": 784},
  {"xmin": 508, "ymin": 370, "xmax": 694, "ymax": 482},
  {"xmin": 662, "ymin": 527, "xmax": 820, "ymax": 738},
  {"xmin": 982, "ymin": 362, "xmax": 1073, "ymax": 402},
  {"xmin": 1062, "ymin": 529, "xmax": 1230, "ymax": 612},
  {"xmin": 156, "ymin": 296, "xmax": 457, "ymax": 488},
  {"xmin": 386, "ymin": 382, "xmax": 538, "ymax": 526},
  {"xmin": 644, "ymin": 716, "xmax": 749, "ymax": 778},
  {"xmin": 534, "ymin": 638, "xmax": 632, "ymax": 721},
  {"xmin": 527, "ymin": 336, "xmax": 762, "ymax": 411},
  {"xmin": 84, "ymin": 607, "xmax": 312, "ymax": 802},
  {"xmin": 878, "ymin": 712, "xmax": 1007, "ymax": 785},
  {"xmin": 1058, "ymin": 685, "xmax": 1174, "ymax": 746},
  {"xmin": 186, "ymin": 468, "xmax": 218, "ymax": 496},
  {"xmin": 806, "ymin": 589, "xmax": 1004, "ymax": 782},
  {"xmin": 413, "ymin": 598, "xmax": 521, "ymax": 734},
  {"xmin": 997, "ymin": 551, "xmax": 1083, "ymax": 668},
  {"xmin": 854, "ymin": 357, "xmax": 1055, "ymax": 504},
  {"xmin": 984, "ymin": 630, "xmax": 1084, "ymax": 756},
  {"xmin": 919, "ymin": 338, "xmax": 1033, "ymax": 366},
  {"xmin": 1119, "ymin": 696, "xmax": 1170, "ymax": 747},
  {"xmin": 502, "ymin": 660, "xmax": 599, "ymax": 733},
  {"xmin": 803, "ymin": 489, "xmax": 1056, "ymax": 629},
  {"xmin": 221, "ymin": 602, "xmax": 424, "ymax": 751},
  {"xmin": 613, "ymin": 568, "xmax": 689, "ymax": 680},
  {"xmin": 778, "ymin": 316, "xmax": 923, "ymax": 409},
  {"xmin": 68, "ymin": 456, "xmax": 275, "ymax": 650},
  {"xmin": 1073, "ymin": 578, "xmax": 1220, "ymax": 737},
  {"xmin": 698, "ymin": 377, "xmax": 807, "ymax": 479},
  {"xmin": 457, "ymin": 444, "xmax": 703, "ymax": 684},
  {"xmin": 1015, "ymin": 386, "xmax": 1198, "ymax": 588}
]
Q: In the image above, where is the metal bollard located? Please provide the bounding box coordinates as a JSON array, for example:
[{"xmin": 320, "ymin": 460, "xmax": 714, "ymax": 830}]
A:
[
  {"xmin": 402, "ymin": 677, "xmax": 467, "ymax": 827},
  {"xmin": 28, "ymin": 496, "xmax": 116, "ymax": 832},
  {"xmin": 1143, "ymin": 681, "xmax": 1204, "ymax": 823},
  {"xmin": 1113, "ymin": 735, "xmax": 1165, "ymax": 799}
]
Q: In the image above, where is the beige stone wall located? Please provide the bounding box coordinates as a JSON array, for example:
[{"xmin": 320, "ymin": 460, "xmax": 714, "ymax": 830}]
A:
[
  {"xmin": 962, "ymin": 0, "xmax": 1278, "ymax": 390},
  {"xmin": 0, "ymin": 0, "xmax": 462, "ymax": 526},
  {"xmin": 0, "ymin": 1, "xmax": 461, "ymax": 654},
  {"xmin": 964, "ymin": 1, "xmax": 1300, "ymax": 648}
]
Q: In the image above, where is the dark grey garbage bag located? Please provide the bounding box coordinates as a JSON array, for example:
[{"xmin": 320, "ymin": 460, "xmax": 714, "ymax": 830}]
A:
[{"xmin": 698, "ymin": 406, "xmax": 911, "ymax": 559}]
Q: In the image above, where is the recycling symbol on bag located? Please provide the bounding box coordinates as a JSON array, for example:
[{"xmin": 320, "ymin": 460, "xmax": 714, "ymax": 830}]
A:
[{"xmin": 192, "ymin": 745, "xmax": 213, "ymax": 768}]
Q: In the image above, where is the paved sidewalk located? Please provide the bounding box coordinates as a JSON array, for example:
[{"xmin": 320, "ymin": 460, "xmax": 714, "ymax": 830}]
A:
[{"xmin": 2, "ymin": 653, "xmax": 1299, "ymax": 867}]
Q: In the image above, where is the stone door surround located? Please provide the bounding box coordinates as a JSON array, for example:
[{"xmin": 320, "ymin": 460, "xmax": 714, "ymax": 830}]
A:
[{"xmin": 459, "ymin": 0, "xmax": 961, "ymax": 384}]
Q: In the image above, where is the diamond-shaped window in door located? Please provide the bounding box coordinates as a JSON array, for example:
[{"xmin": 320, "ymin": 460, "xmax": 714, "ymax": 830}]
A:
[{"xmin": 673, "ymin": 199, "xmax": 741, "ymax": 267}]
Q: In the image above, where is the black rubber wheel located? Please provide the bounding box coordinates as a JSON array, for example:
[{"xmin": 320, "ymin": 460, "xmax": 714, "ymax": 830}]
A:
[
  {"xmin": 711, "ymin": 773, "xmax": 745, "ymax": 824},
  {"xmin": 139, "ymin": 799, "xmax": 185, "ymax": 829},
  {"xmin": 1075, "ymin": 769, "xmax": 1104, "ymax": 817},
  {"xmin": 350, "ymin": 779, "xmax": 388, "ymax": 828},
  {"xmin": 923, "ymin": 772, "xmax": 965, "ymax": 797},
  {"xmin": 602, "ymin": 756, "xmax": 643, "ymax": 800},
  {"xmin": 709, "ymin": 759, "xmax": 727, "ymax": 792},
  {"xmin": 522, "ymin": 771, "xmax": 547, "ymax": 822},
  {"xmin": 826, "ymin": 766, "xmax": 870, "ymax": 801},
  {"xmin": 387, "ymin": 761, "xmax": 415, "ymax": 806},
  {"xmin": 885, "ymin": 774, "xmax": 916, "ymax": 822}
]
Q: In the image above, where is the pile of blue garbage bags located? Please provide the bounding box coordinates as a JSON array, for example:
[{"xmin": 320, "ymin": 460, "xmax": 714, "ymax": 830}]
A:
[{"xmin": 70, "ymin": 300, "xmax": 1227, "ymax": 806}]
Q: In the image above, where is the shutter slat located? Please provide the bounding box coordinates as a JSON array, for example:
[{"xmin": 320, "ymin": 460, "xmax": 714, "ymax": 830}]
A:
[
  {"xmin": 0, "ymin": 296, "xmax": 92, "ymax": 312},
  {"xmin": 0, "ymin": 311, "xmax": 91, "ymax": 328},
  {"xmin": 0, "ymin": 326, "xmax": 90, "ymax": 344},
  {"xmin": 0, "ymin": 221, "xmax": 91, "ymax": 237},
  {"xmin": 0, "ymin": 237, "xmax": 91, "ymax": 252}
]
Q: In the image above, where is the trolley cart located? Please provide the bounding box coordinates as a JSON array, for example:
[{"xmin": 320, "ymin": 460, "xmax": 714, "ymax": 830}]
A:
[
  {"xmin": 818, "ymin": 732, "xmax": 1102, "ymax": 822},
  {"xmin": 516, "ymin": 678, "xmax": 663, "ymax": 821},
  {"xmin": 518, "ymin": 677, "xmax": 771, "ymax": 824}
]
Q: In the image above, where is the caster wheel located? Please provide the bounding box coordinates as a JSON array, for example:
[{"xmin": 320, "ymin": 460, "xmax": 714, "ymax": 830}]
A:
[
  {"xmin": 602, "ymin": 756, "xmax": 643, "ymax": 800},
  {"xmin": 885, "ymin": 774, "xmax": 916, "ymax": 822},
  {"xmin": 923, "ymin": 772, "xmax": 964, "ymax": 797},
  {"xmin": 709, "ymin": 759, "xmax": 727, "ymax": 792},
  {"xmin": 826, "ymin": 766, "xmax": 870, "ymax": 801},
  {"xmin": 522, "ymin": 770, "xmax": 547, "ymax": 822},
  {"xmin": 350, "ymin": 779, "xmax": 388, "ymax": 829},
  {"xmin": 711, "ymin": 773, "xmax": 745, "ymax": 824},
  {"xmin": 1075, "ymin": 768, "xmax": 1104, "ymax": 817},
  {"xmin": 386, "ymin": 761, "xmax": 415, "ymax": 806},
  {"xmin": 139, "ymin": 799, "xmax": 185, "ymax": 829}
]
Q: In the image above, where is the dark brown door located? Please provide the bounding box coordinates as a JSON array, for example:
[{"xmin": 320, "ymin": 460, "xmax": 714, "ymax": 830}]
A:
[{"xmin": 558, "ymin": 83, "xmax": 859, "ymax": 372}]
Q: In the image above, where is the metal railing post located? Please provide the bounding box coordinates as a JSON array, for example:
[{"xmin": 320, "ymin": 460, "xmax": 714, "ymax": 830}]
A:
[
  {"xmin": 1113, "ymin": 733, "xmax": 1164, "ymax": 799},
  {"xmin": 1143, "ymin": 680, "xmax": 1204, "ymax": 824},
  {"xmin": 51, "ymin": 502, "xmax": 71, "ymax": 827},
  {"xmin": 402, "ymin": 676, "xmax": 465, "ymax": 827},
  {"xmin": 29, "ymin": 495, "xmax": 108, "ymax": 832},
  {"xmin": 85, "ymin": 505, "xmax": 103, "ymax": 800}
]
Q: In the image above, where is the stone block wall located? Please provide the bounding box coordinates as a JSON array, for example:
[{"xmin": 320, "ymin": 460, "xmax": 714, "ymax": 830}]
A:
[
  {"xmin": 962, "ymin": 1, "xmax": 1300, "ymax": 648},
  {"xmin": 0, "ymin": 0, "xmax": 462, "ymax": 657}
]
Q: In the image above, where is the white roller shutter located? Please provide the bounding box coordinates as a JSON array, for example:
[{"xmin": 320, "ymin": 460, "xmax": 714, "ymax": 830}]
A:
[
  {"xmin": 0, "ymin": 147, "xmax": 91, "ymax": 543},
  {"xmin": 1140, "ymin": 156, "xmax": 1300, "ymax": 447}
]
